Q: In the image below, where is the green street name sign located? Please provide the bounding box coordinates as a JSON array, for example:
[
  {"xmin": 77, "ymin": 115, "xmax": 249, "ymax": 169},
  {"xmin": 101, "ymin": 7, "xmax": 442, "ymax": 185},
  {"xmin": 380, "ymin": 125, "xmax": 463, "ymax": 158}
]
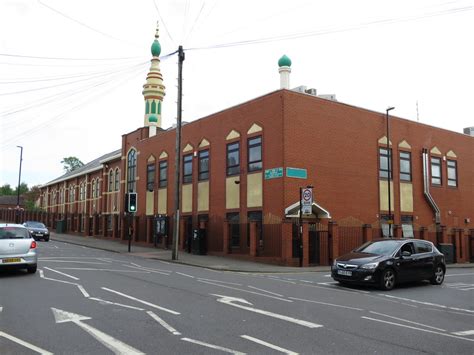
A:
[
  {"xmin": 286, "ymin": 167, "xmax": 307, "ymax": 179},
  {"xmin": 264, "ymin": 167, "xmax": 283, "ymax": 180}
]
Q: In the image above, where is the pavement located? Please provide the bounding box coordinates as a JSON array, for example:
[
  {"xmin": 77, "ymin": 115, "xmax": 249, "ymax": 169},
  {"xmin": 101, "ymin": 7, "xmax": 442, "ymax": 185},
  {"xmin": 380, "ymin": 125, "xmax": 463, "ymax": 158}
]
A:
[{"xmin": 49, "ymin": 231, "xmax": 473, "ymax": 273}]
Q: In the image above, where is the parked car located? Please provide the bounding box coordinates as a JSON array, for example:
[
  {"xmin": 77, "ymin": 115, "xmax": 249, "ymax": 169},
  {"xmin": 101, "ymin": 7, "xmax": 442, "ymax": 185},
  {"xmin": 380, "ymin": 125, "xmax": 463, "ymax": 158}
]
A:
[
  {"xmin": 0, "ymin": 223, "xmax": 38, "ymax": 273},
  {"xmin": 331, "ymin": 239, "xmax": 445, "ymax": 290},
  {"xmin": 23, "ymin": 221, "xmax": 50, "ymax": 241}
]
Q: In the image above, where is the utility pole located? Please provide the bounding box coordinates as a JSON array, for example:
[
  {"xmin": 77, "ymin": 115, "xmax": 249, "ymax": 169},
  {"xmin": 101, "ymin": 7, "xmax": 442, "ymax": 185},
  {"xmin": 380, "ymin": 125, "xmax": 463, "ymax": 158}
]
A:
[
  {"xmin": 172, "ymin": 45, "xmax": 185, "ymax": 260},
  {"xmin": 386, "ymin": 107, "xmax": 395, "ymax": 238},
  {"xmin": 16, "ymin": 146, "xmax": 23, "ymax": 224}
]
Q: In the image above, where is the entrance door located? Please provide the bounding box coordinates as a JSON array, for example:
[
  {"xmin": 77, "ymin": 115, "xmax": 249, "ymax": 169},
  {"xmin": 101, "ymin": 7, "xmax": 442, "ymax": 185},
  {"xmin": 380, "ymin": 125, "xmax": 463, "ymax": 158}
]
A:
[
  {"xmin": 184, "ymin": 216, "xmax": 193, "ymax": 253},
  {"xmin": 309, "ymin": 230, "xmax": 320, "ymax": 265}
]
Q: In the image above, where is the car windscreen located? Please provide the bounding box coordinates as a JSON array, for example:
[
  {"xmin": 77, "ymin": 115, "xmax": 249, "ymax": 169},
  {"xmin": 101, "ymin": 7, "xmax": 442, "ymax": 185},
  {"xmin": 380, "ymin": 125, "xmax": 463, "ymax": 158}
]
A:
[
  {"xmin": 355, "ymin": 240, "xmax": 401, "ymax": 256},
  {"xmin": 27, "ymin": 222, "xmax": 46, "ymax": 228},
  {"xmin": 0, "ymin": 227, "xmax": 30, "ymax": 239}
]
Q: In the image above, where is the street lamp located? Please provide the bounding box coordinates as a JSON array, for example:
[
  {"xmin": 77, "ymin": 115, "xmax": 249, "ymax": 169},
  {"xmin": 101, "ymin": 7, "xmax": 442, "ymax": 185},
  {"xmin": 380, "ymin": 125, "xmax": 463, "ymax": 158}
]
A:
[
  {"xmin": 299, "ymin": 185, "xmax": 314, "ymax": 267},
  {"xmin": 386, "ymin": 107, "xmax": 395, "ymax": 238},
  {"xmin": 16, "ymin": 146, "xmax": 23, "ymax": 223}
]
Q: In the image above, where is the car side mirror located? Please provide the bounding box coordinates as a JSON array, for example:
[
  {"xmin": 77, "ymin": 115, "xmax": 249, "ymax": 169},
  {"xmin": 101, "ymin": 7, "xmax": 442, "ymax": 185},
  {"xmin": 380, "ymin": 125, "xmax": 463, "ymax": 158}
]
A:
[{"xmin": 401, "ymin": 251, "xmax": 412, "ymax": 258}]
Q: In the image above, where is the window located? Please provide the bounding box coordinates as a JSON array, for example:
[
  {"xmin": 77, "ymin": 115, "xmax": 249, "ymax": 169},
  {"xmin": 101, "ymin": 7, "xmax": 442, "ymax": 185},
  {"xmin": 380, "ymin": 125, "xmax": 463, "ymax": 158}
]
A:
[
  {"xmin": 92, "ymin": 181, "xmax": 96, "ymax": 198},
  {"xmin": 147, "ymin": 163, "xmax": 155, "ymax": 191},
  {"xmin": 127, "ymin": 149, "xmax": 137, "ymax": 192},
  {"xmin": 401, "ymin": 215, "xmax": 414, "ymax": 238},
  {"xmin": 80, "ymin": 184, "xmax": 85, "ymax": 201},
  {"xmin": 248, "ymin": 136, "xmax": 262, "ymax": 172},
  {"xmin": 95, "ymin": 180, "xmax": 100, "ymax": 198},
  {"xmin": 109, "ymin": 170, "xmax": 114, "ymax": 192},
  {"xmin": 414, "ymin": 241, "xmax": 432, "ymax": 254},
  {"xmin": 198, "ymin": 150, "xmax": 209, "ymax": 181},
  {"xmin": 183, "ymin": 154, "xmax": 193, "ymax": 184},
  {"xmin": 227, "ymin": 142, "xmax": 240, "ymax": 176},
  {"xmin": 431, "ymin": 157, "xmax": 442, "ymax": 185},
  {"xmin": 399, "ymin": 151, "xmax": 411, "ymax": 181},
  {"xmin": 114, "ymin": 169, "xmax": 120, "ymax": 191},
  {"xmin": 379, "ymin": 148, "xmax": 392, "ymax": 179},
  {"xmin": 447, "ymin": 160, "xmax": 457, "ymax": 187},
  {"xmin": 227, "ymin": 212, "xmax": 240, "ymax": 247},
  {"xmin": 159, "ymin": 161, "xmax": 168, "ymax": 188},
  {"xmin": 380, "ymin": 214, "xmax": 394, "ymax": 238},
  {"xmin": 145, "ymin": 101, "xmax": 149, "ymax": 114},
  {"xmin": 151, "ymin": 101, "xmax": 156, "ymax": 114}
]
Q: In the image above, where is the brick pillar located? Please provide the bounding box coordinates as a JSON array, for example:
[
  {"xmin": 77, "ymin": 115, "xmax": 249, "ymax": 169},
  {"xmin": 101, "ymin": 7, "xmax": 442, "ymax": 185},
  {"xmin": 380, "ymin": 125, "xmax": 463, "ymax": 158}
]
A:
[
  {"xmin": 179, "ymin": 218, "xmax": 185, "ymax": 250},
  {"xmin": 329, "ymin": 221, "xmax": 339, "ymax": 261},
  {"xmin": 223, "ymin": 221, "xmax": 230, "ymax": 254},
  {"xmin": 455, "ymin": 229, "xmax": 462, "ymax": 263},
  {"xmin": 102, "ymin": 215, "xmax": 108, "ymax": 237},
  {"xmin": 281, "ymin": 222, "xmax": 293, "ymax": 265},
  {"xmin": 146, "ymin": 217, "xmax": 152, "ymax": 244},
  {"xmin": 249, "ymin": 221, "xmax": 257, "ymax": 257},
  {"xmin": 392, "ymin": 225, "xmax": 401, "ymax": 239},
  {"xmin": 363, "ymin": 224, "xmax": 373, "ymax": 243},
  {"xmin": 112, "ymin": 215, "xmax": 118, "ymax": 239},
  {"xmin": 440, "ymin": 225, "xmax": 449, "ymax": 244},
  {"xmin": 302, "ymin": 222, "xmax": 309, "ymax": 267},
  {"xmin": 420, "ymin": 227, "xmax": 427, "ymax": 240}
]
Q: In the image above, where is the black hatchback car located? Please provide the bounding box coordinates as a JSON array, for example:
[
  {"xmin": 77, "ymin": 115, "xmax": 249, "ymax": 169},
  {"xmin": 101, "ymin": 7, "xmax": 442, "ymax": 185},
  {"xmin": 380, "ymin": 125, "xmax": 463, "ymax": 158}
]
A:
[
  {"xmin": 23, "ymin": 221, "xmax": 50, "ymax": 241},
  {"xmin": 331, "ymin": 239, "xmax": 446, "ymax": 290}
]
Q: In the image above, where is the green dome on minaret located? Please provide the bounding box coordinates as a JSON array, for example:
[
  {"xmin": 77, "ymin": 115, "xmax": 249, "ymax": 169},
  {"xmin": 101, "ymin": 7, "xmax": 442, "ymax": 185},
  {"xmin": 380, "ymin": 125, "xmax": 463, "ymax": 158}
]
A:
[
  {"xmin": 151, "ymin": 40, "xmax": 161, "ymax": 57},
  {"xmin": 278, "ymin": 54, "xmax": 291, "ymax": 67},
  {"xmin": 148, "ymin": 115, "xmax": 158, "ymax": 123}
]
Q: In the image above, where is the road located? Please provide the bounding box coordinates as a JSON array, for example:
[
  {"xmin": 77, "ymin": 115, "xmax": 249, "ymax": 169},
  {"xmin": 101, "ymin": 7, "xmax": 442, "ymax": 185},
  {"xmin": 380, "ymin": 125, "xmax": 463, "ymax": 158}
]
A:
[{"xmin": 1, "ymin": 240, "xmax": 473, "ymax": 354}]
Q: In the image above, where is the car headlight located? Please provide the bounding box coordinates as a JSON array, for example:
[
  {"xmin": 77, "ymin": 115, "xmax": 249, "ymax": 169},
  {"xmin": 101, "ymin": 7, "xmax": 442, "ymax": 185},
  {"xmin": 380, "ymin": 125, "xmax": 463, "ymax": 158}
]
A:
[
  {"xmin": 332, "ymin": 259, "xmax": 338, "ymax": 266},
  {"xmin": 29, "ymin": 230, "xmax": 34, "ymax": 233},
  {"xmin": 360, "ymin": 262, "xmax": 379, "ymax": 270}
]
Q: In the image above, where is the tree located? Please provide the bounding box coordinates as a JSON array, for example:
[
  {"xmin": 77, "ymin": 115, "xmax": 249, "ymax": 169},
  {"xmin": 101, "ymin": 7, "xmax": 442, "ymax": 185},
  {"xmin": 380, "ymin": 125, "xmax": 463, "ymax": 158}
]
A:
[
  {"xmin": 61, "ymin": 157, "xmax": 84, "ymax": 173},
  {"xmin": 0, "ymin": 184, "xmax": 13, "ymax": 196},
  {"xmin": 13, "ymin": 182, "xmax": 29, "ymax": 195},
  {"xmin": 24, "ymin": 185, "xmax": 41, "ymax": 211}
]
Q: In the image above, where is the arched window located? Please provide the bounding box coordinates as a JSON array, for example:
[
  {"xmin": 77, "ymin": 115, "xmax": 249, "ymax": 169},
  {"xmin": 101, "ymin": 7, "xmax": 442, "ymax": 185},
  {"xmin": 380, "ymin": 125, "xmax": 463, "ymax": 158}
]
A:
[
  {"xmin": 109, "ymin": 170, "xmax": 114, "ymax": 192},
  {"xmin": 127, "ymin": 149, "xmax": 137, "ymax": 192},
  {"xmin": 151, "ymin": 101, "xmax": 156, "ymax": 114},
  {"xmin": 158, "ymin": 101, "xmax": 161, "ymax": 114},
  {"xmin": 114, "ymin": 168, "xmax": 120, "ymax": 191},
  {"xmin": 96, "ymin": 180, "xmax": 100, "ymax": 198},
  {"xmin": 92, "ymin": 180, "xmax": 96, "ymax": 198},
  {"xmin": 145, "ymin": 100, "xmax": 150, "ymax": 114}
]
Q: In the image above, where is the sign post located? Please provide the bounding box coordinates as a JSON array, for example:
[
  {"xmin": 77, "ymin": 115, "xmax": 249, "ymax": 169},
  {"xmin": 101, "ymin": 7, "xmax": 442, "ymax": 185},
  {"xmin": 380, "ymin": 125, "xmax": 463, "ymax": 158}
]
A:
[{"xmin": 299, "ymin": 186, "xmax": 313, "ymax": 267}]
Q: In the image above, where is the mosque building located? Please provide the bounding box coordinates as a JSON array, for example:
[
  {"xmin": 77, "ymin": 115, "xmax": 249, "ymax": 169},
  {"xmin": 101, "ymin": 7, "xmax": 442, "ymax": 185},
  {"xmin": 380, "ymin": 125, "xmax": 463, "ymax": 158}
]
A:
[{"xmin": 5, "ymin": 22, "xmax": 472, "ymax": 266}]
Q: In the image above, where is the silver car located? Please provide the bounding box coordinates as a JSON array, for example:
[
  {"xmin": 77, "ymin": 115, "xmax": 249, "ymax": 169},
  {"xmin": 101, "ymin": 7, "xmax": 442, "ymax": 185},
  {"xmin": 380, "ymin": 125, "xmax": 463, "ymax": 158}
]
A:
[{"xmin": 0, "ymin": 223, "xmax": 38, "ymax": 273}]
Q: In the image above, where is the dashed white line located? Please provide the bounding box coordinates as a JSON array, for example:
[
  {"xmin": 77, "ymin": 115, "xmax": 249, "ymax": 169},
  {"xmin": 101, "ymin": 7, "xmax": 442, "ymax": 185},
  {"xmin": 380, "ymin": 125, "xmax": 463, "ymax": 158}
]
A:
[
  {"xmin": 199, "ymin": 280, "xmax": 292, "ymax": 302},
  {"xmin": 380, "ymin": 294, "xmax": 474, "ymax": 313},
  {"xmin": 88, "ymin": 297, "xmax": 144, "ymax": 311},
  {"xmin": 241, "ymin": 335, "xmax": 298, "ymax": 355},
  {"xmin": 147, "ymin": 311, "xmax": 181, "ymax": 335},
  {"xmin": 369, "ymin": 311, "xmax": 446, "ymax": 331},
  {"xmin": 197, "ymin": 278, "xmax": 242, "ymax": 286},
  {"xmin": 247, "ymin": 285, "xmax": 283, "ymax": 297},
  {"xmin": 122, "ymin": 264, "xmax": 171, "ymax": 275},
  {"xmin": 452, "ymin": 330, "xmax": 474, "ymax": 336},
  {"xmin": 289, "ymin": 297, "xmax": 364, "ymax": 311},
  {"xmin": 76, "ymin": 285, "xmax": 90, "ymax": 298},
  {"xmin": 176, "ymin": 272, "xmax": 195, "ymax": 278},
  {"xmin": 0, "ymin": 331, "xmax": 53, "ymax": 355},
  {"xmin": 43, "ymin": 267, "xmax": 79, "ymax": 280},
  {"xmin": 181, "ymin": 337, "xmax": 245, "ymax": 354},
  {"xmin": 101, "ymin": 287, "xmax": 180, "ymax": 315}
]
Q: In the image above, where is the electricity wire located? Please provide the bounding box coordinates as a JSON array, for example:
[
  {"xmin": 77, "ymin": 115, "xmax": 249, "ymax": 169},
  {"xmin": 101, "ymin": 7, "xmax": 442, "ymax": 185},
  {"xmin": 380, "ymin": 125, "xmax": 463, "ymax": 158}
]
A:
[
  {"xmin": 0, "ymin": 53, "xmax": 143, "ymax": 61},
  {"xmin": 152, "ymin": 0, "xmax": 176, "ymax": 45}
]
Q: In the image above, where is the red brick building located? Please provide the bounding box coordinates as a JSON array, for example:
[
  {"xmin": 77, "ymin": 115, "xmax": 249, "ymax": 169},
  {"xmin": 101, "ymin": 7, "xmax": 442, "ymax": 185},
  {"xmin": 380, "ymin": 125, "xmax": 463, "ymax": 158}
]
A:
[{"xmin": 4, "ymin": 24, "xmax": 472, "ymax": 266}]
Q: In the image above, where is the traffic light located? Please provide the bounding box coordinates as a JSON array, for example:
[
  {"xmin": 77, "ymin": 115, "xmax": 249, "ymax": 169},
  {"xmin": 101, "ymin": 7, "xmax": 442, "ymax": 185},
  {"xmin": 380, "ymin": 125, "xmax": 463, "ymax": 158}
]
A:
[{"xmin": 127, "ymin": 192, "xmax": 137, "ymax": 213}]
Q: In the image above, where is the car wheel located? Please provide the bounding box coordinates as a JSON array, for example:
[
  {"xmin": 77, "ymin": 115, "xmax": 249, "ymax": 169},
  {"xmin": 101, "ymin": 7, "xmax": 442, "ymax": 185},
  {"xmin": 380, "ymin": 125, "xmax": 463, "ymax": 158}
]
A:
[
  {"xmin": 27, "ymin": 265, "xmax": 37, "ymax": 274},
  {"xmin": 44, "ymin": 237, "xmax": 49, "ymax": 242},
  {"xmin": 430, "ymin": 265, "xmax": 445, "ymax": 285},
  {"xmin": 380, "ymin": 269, "xmax": 396, "ymax": 290}
]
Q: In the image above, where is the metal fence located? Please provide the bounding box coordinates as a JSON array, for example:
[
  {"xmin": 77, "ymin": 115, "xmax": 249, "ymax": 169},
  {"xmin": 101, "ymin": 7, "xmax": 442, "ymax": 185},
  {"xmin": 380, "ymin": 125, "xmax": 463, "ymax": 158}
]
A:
[{"xmin": 338, "ymin": 226, "xmax": 364, "ymax": 255}]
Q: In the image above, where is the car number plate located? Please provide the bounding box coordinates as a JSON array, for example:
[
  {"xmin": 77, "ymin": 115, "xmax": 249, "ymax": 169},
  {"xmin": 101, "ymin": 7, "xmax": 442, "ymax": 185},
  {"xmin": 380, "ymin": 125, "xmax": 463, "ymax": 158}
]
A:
[
  {"xmin": 337, "ymin": 270, "xmax": 352, "ymax": 276},
  {"xmin": 2, "ymin": 258, "xmax": 21, "ymax": 263}
]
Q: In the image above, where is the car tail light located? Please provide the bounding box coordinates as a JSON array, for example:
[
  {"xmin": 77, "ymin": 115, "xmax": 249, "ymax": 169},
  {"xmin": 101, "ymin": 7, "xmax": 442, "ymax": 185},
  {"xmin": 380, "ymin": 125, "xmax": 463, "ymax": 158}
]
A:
[{"xmin": 30, "ymin": 241, "xmax": 37, "ymax": 249}]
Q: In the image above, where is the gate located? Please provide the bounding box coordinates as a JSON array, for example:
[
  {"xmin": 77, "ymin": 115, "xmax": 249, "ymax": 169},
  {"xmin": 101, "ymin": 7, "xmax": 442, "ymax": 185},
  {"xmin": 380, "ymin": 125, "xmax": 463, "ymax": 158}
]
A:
[{"xmin": 309, "ymin": 223, "xmax": 328, "ymax": 265}]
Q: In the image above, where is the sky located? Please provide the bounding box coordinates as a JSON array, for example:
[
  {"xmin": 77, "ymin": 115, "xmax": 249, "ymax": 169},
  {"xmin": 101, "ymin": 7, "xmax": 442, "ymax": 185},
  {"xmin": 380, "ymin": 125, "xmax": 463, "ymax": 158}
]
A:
[{"xmin": 0, "ymin": 0, "xmax": 473, "ymax": 189}]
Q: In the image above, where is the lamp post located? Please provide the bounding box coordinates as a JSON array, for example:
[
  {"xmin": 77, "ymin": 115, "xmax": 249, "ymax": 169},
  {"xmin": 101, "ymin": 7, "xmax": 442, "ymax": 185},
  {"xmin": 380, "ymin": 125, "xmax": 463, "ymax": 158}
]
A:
[
  {"xmin": 386, "ymin": 107, "xmax": 395, "ymax": 238},
  {"xmin": 16, "ymin": 146, "xmax": 23, "ymax": 223}
]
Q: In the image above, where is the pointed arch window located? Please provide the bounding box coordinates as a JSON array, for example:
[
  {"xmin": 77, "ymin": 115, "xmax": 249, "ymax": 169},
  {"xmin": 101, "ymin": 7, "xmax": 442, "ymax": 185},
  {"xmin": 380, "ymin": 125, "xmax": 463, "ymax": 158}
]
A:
[
  {"xmin": 158, "ymin": 101, "xmax": 161, "ymax": 114},
  {"xmin": 145, "ymin": 101, "xmax": 150, "ymax": 114},
  {"xmin": 151, "ymin": 101, "xmax": 156, "ymax": 114},
  {"xmin": 114, "ymin": 168, "xmax": 120, "ymax": 191},
  {"xmin": 92, "ymin": 180, "xmax": 96, "ymax": 198},
  {"xmin": 109, "ymin": 170, "xmax": 114, "ymax": 192},
  {"xmin": 127, "ymin": 149, "xmax": 137, "ymax": 192}
]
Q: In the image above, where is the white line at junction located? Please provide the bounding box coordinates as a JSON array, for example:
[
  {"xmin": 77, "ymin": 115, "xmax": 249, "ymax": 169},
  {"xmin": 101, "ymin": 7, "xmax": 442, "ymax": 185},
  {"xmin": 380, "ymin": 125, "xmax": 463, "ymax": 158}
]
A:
[
  {"xmin": 289, "ymin": 297, "xmax": 364, "ymax": 311},
  {"xmin": 43, "ymin": 266, "xmax": 80, "ymax": 280},
  {"xmin": 0, "ymin": 331, "xmax": 53, "ymax": 355},
  {"xmin": 176, "ymin": 272, "xmax": 195, "ymax": 278},
  {"xmin": 369, "ymin": 311, "xmax": 446, "ymax": 332},
  {"xmin": 247, "ymin": 285, "xmax": 283, "ymax": 297},
  {"xmin": 241, "ymin": 335, "xmax": 298, "ymax": 355},
  {"xmin": 147, "ymin": 311, "xmax": 181, "ymax": 335},
  {"xmin": 452, "ymin": 330, "xmax": 474, "ymax": 336},
  {"xmin": 199, "ymin": 280, "xmax": 292, "ymax": 302},
  {"xmin": 181, "ymin": 337, "xmax": 245, "ymax": 354}
]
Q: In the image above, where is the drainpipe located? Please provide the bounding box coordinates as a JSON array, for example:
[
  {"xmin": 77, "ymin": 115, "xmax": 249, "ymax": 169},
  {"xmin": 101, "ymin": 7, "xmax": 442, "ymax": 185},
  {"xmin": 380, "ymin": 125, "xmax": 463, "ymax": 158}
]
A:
[{"xmin": 422, "ymin": 148, "xmax": 441, "ymax": 242}]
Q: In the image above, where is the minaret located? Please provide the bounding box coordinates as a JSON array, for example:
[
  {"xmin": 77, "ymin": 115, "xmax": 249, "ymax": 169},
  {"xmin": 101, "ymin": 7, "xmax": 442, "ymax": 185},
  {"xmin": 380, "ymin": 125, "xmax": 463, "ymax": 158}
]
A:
[
  {"xmin": 278, "ymin": 54, "xmax": 292, "ymax": 89},
  {"xmin": 142, "ymin": 22, "xmax": 166, "ymax": 137}
]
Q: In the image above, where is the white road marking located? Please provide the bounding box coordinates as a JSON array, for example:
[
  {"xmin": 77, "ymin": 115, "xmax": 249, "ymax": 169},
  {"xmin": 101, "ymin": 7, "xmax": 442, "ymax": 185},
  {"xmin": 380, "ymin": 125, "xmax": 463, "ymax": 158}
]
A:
[
  {"xmin": 299, "ymin": 280, "xmax": 314, "ymax": 283},
  {"xmin": 0, "ymin": 331, "xmax": 53, "ymax": 355},
  {"xmin": 55, "ymin": 268, "xmax": 150, "ymax": 273},
  {"xmin": 452, "ymin": 330, "xmax": 474, "ymax": 336},
  {"xmin": 247, "ymin": 285, "xmax": 283, "ymax": 297},
  {"xmin": 147, "ymin": 311, "xmax": 181, "ymax": 335},
  {"xmin": 213, "ymin": 294, "xmax": 322, "ymax": 329},
  {"xmin": 122, "ymin": 264, "xmax": 170, "ymax": 275},
  {"xmin": 199, "ymin": 280, "xmax": 292, "ymax": 302},
  {"xmin": 361, "ymin": 316, "xmax": 474, "ymax": 342},
  {"xmin": 444, "ymin": 283, "xmax": 474, "ymax": 291},
  {"xmin": 289, "ymin": 297, "xmax": 364, "ymax": 311},
  {"xmin": 446, "ymin": 273, "xmax": 474, "ymax": 277},
  {"xmin": 266, "ymin": 277, "xmax": 296, "ymax": 284},
  {"xmin": 39, "ymin": 260, "xmax": 107, "ymax": 264},
  {"xmin": 158, "ymin": 260, "xmax": 171, "ymax": 265},
  {"xmin": 77, "ymin": 285, "xmax": 90, "ymax": 298},
  {"xmin": 241, "ymin": 335, "xmax": 298, "ymax": 355},
  {"xmin": 51, "ymin": 308, "xmax": 144, "ymax": 354},
  {"xmin": 197, "ymin": 278, "xmax": 242, "ymax": 286},
  {"xmin": 89, "ymin": 297, "xmax": 145, "ymax": 311},
  {"xmin": 316, "ymin": 282, "xmax": 339, "ymax": 286},
  {"xmin": 181, "ymin": 337, "xmax": 245, "ymax": 354},
  {"xmin": 380, "ymin": 294, "xmax": 474, "ymax": 314},
  {"xmin": 176, "ymin": 272, "xmax": 195, "ymax": 278},
  {"xmin": 323, "ymin": 274, "xmax": 331, "ymax": 277},
  {"xmin": 101, "ymin": 287, "xmax": 180, "ymax": 315},
  {"xmin": 43, "ymin": 266, "xmax": 80, "ymax": 280},
  {"xmin": 39, "ymin": 269, "xmax": 90, "ymax": 298},
  {"xmin": 130, "ymin": 262, "xmax": 142, "ymax": 267},
  {"xmin": 369, "ymin": 311, "xmax": 446, "ymax": 331},
  {"xmin": 53, "ymin": 245, "xmax": 59, "ymax": 249}
]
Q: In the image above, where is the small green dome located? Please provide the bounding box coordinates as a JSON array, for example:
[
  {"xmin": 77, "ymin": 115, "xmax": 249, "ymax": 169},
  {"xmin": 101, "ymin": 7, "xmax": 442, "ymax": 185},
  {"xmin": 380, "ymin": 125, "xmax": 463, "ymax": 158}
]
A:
[
  {"xmin": 278, "ymin": 54, "xmax": 291, "ymax": 67},
  {"xmin": 148, "ymin": 115, "xmax": 158, "ymax": 123},
  {"xmin": 151, "ymin": 40, "xmax": 161, "ymax": 57}
]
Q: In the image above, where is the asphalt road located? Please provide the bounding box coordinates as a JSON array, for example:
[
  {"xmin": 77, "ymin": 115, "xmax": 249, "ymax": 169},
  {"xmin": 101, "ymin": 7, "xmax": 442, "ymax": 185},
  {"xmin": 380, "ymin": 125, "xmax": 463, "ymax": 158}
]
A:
[{"xmin": 1, "ymin": 240, "xmax": 473, "ymax": 354}]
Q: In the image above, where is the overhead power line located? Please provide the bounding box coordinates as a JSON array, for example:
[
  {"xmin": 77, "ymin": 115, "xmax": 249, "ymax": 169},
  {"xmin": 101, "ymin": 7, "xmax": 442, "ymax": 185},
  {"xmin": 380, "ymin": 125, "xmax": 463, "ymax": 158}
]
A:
[
  {"xmin": 152, "ymin": 0, "xmax": 176, "ymax": 45},
  {"xmin": 0, "ymin": 53, "xmax": 144, "ymax": 61}
]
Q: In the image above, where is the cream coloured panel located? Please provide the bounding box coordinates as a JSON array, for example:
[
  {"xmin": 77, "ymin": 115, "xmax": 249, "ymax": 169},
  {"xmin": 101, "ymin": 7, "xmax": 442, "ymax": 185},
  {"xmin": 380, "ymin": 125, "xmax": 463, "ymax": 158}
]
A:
[
  {"xmin": 226, "ymin": 176, "xmax": 240, "ymax": 209},
  {"xmin": 198, "ymin": 181, "xmax": 209, "ymax": 211},
  {"xmin": 182, "ymin": 184, "xmax": 193, "ymax": 213},
  {"xmin": 400, "ymin": 183, "xmax": 414, "ymax": 212},
  {"xmin": 158, "ymin": 188, "xmax": 167, "ymax": 214},
  {"xmin": 247, "ymin": 173, "xmax": 262, "ymax": 207},
  {"xmin": 146, "ymin": 191, "xmax": 154, "ymax": 215},
  {"xmin": 379, "ymin": 180, "xmax": 394, "ymax": 211}
]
